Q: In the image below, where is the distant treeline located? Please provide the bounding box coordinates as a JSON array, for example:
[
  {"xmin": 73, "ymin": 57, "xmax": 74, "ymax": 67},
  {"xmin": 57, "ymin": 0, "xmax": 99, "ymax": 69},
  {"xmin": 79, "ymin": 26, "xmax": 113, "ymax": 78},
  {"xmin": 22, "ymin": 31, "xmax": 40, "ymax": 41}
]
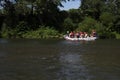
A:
[{"xmin": 0, "ymin": 0, "xmax": 120, "ymax": 39}]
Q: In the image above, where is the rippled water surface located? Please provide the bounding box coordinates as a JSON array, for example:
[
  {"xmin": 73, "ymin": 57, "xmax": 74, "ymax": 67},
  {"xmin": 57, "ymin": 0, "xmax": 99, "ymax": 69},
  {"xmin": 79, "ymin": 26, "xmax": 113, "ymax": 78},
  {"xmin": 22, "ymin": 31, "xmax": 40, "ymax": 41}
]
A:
[{"xmin": 0, "ymin": 39, "xmax": 120, "ymax": 80}]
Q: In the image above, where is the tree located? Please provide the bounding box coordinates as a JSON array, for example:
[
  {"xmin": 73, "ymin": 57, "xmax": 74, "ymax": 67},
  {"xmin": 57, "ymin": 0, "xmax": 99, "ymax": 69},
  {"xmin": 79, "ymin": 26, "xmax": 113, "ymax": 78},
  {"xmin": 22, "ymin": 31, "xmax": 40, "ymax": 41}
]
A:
[
  {"xmin": 63, "ymin": 17, "xmax": 76, "ymax": 31},
  {"xmin": 100, "ymin": 12, "xmax": 115, "ymax": 31},
  {"xmin": 80, "ymin": 0, "xmax": 104, "ymax": 20},
  {"xmin": 76, "ymin": 17, "xmax": 97, "ymax": 32},
  {"xmin": 68, "ymin": 9, "xmax": 82, "ymax": 23}
]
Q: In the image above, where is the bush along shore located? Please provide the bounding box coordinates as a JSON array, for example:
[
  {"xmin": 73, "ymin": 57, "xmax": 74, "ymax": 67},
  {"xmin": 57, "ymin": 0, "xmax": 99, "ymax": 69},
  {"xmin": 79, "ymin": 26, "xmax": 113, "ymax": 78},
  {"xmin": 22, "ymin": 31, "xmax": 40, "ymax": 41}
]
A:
[
  {"xmin": 1, "ymin": 26, "xmax": 63, "ymax": 39},
  {"xmin": 0, "ymin": 25, "xmax": 120, "ymax": 39}
]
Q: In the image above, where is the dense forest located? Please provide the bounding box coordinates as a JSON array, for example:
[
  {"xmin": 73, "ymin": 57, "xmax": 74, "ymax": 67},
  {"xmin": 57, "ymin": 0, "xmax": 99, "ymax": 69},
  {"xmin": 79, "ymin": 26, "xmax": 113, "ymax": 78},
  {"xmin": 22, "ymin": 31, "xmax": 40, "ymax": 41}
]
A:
[{"xmin": 0, "ymin": 0, "xmax": 120, "ymax": 39}]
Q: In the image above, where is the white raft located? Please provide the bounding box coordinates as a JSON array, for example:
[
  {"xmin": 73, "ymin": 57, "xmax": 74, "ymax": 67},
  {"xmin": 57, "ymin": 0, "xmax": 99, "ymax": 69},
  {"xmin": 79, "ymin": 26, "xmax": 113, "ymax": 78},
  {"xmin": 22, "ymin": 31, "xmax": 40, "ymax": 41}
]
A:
[{"xmin": 64, "ymin": 35, "xmax": 97, "ymax": 41}]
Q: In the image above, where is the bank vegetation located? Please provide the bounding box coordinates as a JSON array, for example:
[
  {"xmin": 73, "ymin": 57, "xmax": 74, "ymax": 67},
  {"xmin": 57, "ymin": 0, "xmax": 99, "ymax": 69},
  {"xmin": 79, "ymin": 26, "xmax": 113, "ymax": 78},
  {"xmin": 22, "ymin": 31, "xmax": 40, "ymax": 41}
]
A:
[{"xmin": 0, "ymin": 0, "xmax": 120, "ymax": 39}]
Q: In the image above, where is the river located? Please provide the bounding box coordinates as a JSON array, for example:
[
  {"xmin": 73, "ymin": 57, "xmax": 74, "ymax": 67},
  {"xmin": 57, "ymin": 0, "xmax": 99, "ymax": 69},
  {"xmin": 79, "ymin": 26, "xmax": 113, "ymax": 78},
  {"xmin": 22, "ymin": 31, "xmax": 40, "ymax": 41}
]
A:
[{"xmin": 0, "ymin": 39, "xmax": 120, "ymax": 80}]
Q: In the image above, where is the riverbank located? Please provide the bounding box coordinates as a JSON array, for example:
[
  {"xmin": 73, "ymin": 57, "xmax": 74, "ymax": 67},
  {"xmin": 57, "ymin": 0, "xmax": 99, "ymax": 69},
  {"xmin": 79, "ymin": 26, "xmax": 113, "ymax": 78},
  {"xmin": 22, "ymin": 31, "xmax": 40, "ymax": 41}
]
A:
[
  {"xmin": 1, "ymin": 27, "xmax": 64, "ymax": 39},
  {"xmin": 1, "ymin": 27, "xmax": 120, "ymax": 39}
]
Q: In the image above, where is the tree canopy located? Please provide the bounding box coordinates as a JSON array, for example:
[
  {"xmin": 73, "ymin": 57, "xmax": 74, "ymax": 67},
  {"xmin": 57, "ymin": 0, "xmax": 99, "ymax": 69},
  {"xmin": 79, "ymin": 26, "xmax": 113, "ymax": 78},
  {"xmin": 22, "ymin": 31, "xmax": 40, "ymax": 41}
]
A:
[{"xmin": 0, "ymin": 0, "xmax": 120, "ymax": 39}]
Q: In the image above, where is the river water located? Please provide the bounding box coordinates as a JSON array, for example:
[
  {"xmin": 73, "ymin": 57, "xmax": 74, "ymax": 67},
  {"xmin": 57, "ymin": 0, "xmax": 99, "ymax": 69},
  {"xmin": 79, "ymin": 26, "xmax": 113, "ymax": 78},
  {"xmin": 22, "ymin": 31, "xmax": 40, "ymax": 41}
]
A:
[{"xmin": 0, "ymin": 39, "xmax": 120, "ymax": 80}]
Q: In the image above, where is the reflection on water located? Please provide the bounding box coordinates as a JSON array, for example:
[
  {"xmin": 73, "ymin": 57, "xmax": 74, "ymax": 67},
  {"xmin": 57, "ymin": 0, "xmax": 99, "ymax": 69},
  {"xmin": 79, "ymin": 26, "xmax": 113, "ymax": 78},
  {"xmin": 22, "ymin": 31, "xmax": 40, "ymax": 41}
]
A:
[
  {"xmin": 0, "ymin": 39, "xmax": 120, "ymax": 80},
  {"xmin": 59, "ymin": 53, "xmax": 92, "ymax": 80}
]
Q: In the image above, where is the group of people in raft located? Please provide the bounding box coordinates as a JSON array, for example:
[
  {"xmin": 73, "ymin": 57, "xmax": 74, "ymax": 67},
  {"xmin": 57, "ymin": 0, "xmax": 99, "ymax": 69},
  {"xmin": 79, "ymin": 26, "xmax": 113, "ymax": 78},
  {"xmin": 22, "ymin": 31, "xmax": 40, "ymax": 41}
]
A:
[{"xmin": 67, "ymin": 30, "xmax": 97, "ymax": 38}]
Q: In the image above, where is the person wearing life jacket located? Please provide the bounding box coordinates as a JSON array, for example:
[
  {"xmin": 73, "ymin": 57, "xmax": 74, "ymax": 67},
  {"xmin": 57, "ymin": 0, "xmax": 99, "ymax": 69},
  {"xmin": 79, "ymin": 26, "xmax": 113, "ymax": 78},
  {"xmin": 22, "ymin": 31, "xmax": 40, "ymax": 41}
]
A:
[
  {"xmin": 66, "ymin": 31, "xmax": 69, "ymax": 36},
  {"xmin": 75, "ymin": 31, "xmax": 80, "ymax": 38},
  {"xmin": 91, "ymin": 30, "xmax": 97, "ymax": 37},
  {"xmin": 69, "ymin": 31, "xmax": 74, "ymax": 38},
  {"xmin": 84, "ymin": 32, "xmax": 88, "ymax": 38},
  {"xmin": 80, "ymin": 31, "xmax": 84, "ymax": 38}
]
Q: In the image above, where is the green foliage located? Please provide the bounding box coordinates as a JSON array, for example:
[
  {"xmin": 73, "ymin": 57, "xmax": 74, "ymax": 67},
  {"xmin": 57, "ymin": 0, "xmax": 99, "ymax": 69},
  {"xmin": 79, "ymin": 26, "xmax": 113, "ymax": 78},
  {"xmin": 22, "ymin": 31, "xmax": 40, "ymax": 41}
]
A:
[
  {"xmin": 0, "ymin": 0, "xmax": 119, "ymax": 39},
  {"xmin": 22, "ymin": 26, "xmax": 60, "ymax": 39},
  {"xmin": 1, "ymin": 23, "xmax": 10, "ymax": 38},
  {"xmin": 76, "ymin": 17, "xmax": 97, "ymax": 32},
  {"xmin": 81, "ymin": 0, "xmax": 103, "ymax": 19},
  {"xmin": 16, "ymin": 21, "xmax": 29, "ymax": 32},
  {"xmin": 62, "ymin": 17, "xmax": 76, "ymax": 32},
  {"xmin": 1, "ymin": 21, "xmax": 29, "ymax": 38},
  {"xmin": 114, "ymin": 20, "xmax": 120, "ymax": 33},
  {"xmin": 99, "ymin": 12, "xmax": 116, "ymax": 33},
  {"xmin": 94, "ymin": 22, "xmax": 115, "ymax": 39},
  {"xmin": 1, "ymin": 27, "xmax": 16, "ymax": 38},
  {"xmin": 114, "ymin": 32, "xmax": 120, "ymax": 39},
  {"xmin": 76, "ymin": 17, "xmax": 116, "ymax": 39},
  {"xmin": 68, "ymin": 9, "xmax": 81, "ymax": 23},
  {"xmin": 94, "ymin": 22, "xmax": 105, "ymax": 34},
  {"xmin": 15, "ymin": 1, "xmax": 31, "ymax": 15},
  {"xmin": 100, "ymin": 12, "xmax": 115, "ymax": 26}
]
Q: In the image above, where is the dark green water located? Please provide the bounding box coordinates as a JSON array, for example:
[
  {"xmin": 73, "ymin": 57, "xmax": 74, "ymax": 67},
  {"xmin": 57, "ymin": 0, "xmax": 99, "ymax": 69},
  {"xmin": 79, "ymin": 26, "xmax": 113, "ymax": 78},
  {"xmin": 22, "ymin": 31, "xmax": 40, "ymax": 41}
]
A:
[{"xmin": 0, "ymin": 39, "xmax": 120, "ymax": 80}]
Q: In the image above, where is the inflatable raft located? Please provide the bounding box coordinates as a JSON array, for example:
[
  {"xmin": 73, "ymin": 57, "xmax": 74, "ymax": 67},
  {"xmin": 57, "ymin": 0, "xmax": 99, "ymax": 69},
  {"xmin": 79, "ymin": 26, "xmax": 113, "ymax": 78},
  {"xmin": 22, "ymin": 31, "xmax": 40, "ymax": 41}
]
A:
[{"xmin": 64, "ymin": 35, "xmax": 97, "ymax": 41}]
